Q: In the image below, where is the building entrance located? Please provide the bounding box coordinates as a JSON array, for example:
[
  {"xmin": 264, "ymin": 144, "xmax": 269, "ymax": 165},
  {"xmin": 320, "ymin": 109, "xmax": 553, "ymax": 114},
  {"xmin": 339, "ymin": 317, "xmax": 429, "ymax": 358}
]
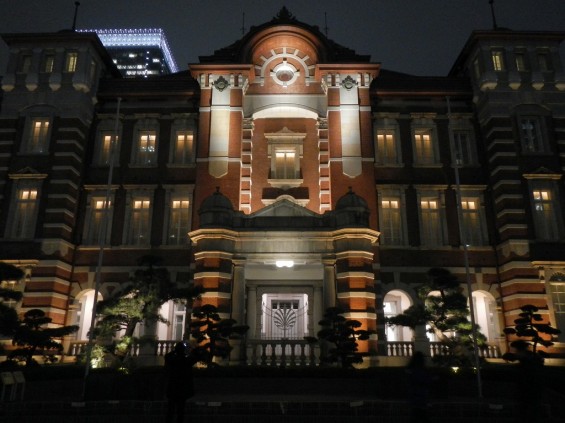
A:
[{"xmin": 260, "ymin": 293, "xmax": 309, "ymax": 339}]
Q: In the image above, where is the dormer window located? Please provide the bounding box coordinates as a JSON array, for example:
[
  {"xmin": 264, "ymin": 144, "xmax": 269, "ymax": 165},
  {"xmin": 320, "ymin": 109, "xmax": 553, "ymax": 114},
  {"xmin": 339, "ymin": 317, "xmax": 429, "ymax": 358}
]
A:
[
  {"xmin": 491, "ymin": 50, "xmax": 505, "ymax": 71},
  {"xmin": 515, "ymin": 52, "xmax": 527, "ymax": 72}
]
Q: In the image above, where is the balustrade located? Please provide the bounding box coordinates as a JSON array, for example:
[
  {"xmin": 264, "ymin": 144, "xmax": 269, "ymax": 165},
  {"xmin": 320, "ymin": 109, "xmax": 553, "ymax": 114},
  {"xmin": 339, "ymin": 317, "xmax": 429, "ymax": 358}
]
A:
[{"xmin": 246, "ymin": 339, "xmax": 319, "ymax": 366}]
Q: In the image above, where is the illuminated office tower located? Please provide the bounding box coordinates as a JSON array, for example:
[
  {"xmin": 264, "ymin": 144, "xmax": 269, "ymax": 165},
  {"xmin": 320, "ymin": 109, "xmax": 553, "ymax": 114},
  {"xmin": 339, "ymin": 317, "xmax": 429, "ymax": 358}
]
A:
[{"xmin": 78, "ymin": 28, "xmax": 178, "ymax": 77}]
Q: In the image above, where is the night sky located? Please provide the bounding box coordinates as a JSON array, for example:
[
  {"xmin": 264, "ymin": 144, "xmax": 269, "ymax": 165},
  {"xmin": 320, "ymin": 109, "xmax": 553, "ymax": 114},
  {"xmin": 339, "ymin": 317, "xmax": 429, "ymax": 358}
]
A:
[{"xmin": 1, "ymin": 0, "xmax": 564, "ymax": 77}]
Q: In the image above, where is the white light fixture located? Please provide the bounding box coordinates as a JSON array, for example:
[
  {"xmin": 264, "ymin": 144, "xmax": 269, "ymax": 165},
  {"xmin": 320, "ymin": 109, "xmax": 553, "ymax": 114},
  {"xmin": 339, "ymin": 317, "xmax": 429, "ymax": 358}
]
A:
[{"xmin": 275, "ymin": 260, "xmax": 294, "ymax": 268}]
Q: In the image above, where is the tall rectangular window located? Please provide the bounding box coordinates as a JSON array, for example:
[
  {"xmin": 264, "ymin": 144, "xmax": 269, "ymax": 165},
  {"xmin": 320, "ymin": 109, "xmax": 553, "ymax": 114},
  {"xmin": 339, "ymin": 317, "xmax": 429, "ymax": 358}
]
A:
[
  {"xmin": 492, "ymin": 51, "xmax": 505, "ymax": 71},
  {"xmin": 168, "ymin": 198, "xmax": 190, "ymax": 245},
  {"xmin": 515, "ymin": 53, "xmax": 527, "ymax": 72},
  {"xmin": 26, "ymin": 118, "xmax": 50, "ymax": 153},
  {"xmin": 461, "ymin": 198, "xmax": 484, "ymax": 246},
  {"xmin": 520, "ymin": 117, "xmax": 545, "ymax": 153},
  {"xmin": 12, "ymin": 189, "xmax": 39, "ymax": 239},
  {"xmin": 96, "ymin": 132, "xmax": 119, "ymax": 166},
  {"xmin": 274, "ymin": 149, "xmax": 298, "ymax": 179},
  {"xmin": 380, "ymin": 197, "xmax": 404, "ymax": 245},
  {"xmin": 413, "ymin": 129, "xmax": 435, "ymax": 164},
  {"xmin": 126, "ymin": 198, "xmax": 151, "ymax": 245},
  {"xmin": 19, "ymin": 54, "xmax": 32, "ymax": 73},
  {"xmin": 420, "ymin": 198, "xmax": 443, "ymax": 246},
  {"xmin": 532, "ymin": 189, "xmax": 560, "ymax": 240},
  {"xmin": 43, "ymin": 54, "xmax": 55, "ymax": 73},
  {"xmin": 171, "ymin": 131, "xmax": 194, "ymax": 165},
  {"xmin": 376, "ymin": 130, "xmax": 399, "ymax": 165},
  {"xmin": 537, "ymin": 53, "xmax": 550, "ymax": 71},
  {"xmin": 134, "ymin": 131, "xmax": 157, "ymax": 165},
  {"xmin": 65, "ymin": 52, "xmax": 78, "ymax": 72},
  {"xmin": 173, "ymin": 304, "xmax": 186, "ymax": 340},
  {"xmin": 452, "ymin": 131, "xmax": 474, "ymax": 165},
  {"xmin": 83, "ymin": 198, "xmax": 113, "ymax": 245}
]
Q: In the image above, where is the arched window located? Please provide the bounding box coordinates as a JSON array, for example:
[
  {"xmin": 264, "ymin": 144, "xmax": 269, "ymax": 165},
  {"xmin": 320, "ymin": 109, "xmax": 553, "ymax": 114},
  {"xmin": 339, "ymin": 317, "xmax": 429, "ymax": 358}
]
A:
[
  {"xmin": 471, "ymin": 291, "xmax": 499, "ymax": 342},
  {"xmin": 73, "ymin": 290, "xmax": 102, "ymax": 340},
  {"xmin": 383, "ymin": 290, "xmax": 413, "ymax": 342}
]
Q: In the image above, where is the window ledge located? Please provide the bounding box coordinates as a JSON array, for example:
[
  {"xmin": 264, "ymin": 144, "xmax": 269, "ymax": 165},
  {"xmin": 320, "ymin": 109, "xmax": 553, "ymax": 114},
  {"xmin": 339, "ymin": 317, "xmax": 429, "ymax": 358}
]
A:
[{"xmin": 268, "ymin": 178, "xmax": 303, "ymax": 189}]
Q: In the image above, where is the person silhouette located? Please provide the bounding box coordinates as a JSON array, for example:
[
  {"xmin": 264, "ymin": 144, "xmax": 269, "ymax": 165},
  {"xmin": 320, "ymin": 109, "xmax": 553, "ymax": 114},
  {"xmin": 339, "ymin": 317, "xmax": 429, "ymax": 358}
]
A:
[{"xmin": 164, "ymin": 342, "xmax": 199, "ymax": 423}]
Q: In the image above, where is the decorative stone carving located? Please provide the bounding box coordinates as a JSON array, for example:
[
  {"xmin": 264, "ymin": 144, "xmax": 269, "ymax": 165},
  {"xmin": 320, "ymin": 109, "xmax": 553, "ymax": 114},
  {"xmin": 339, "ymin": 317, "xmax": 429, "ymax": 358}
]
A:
[
  {"xmin": 213, "ymin": 75, "xmax": 230, "ymax": 92},
  {"xmin": 341, "ymin": 75, "xmax": 358, "ymax": 90}
]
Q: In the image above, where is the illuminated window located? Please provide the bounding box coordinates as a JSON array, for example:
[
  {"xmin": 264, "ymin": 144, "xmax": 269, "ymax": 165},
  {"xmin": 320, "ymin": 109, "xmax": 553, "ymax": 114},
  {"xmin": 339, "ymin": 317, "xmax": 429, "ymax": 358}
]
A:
[
  {"xmin": 25, "ymin": 118, "xmax": 50, "ymax": 153},
  {"xmin": 376, "ymin": 130, "xmax": 399, "ymax": 165},
  {"xmin": 266, "ymin": 130, "xmax": 304, "ymax": 188},
  {"xmin": 491, "ymin": 50, "xmax": 505, "ymax": 71},
  {"xmin": 65, "ymin": 52, "xmax": 78, "ymax": 72},
  {"xmin": 167, "ymin": 198, "xmax": 190, "ymax": 245},
  {"xmin": 379, "ymin": 196, "xmax": 404, "ymax": 245},
  {"xmin": 11, "ymin": 188, "xmax": 39, "ymax": 239},
  {"xmin": 532, "ymin": 189, "xmax": 560, "ymax": 240},
  {"xmin": 460, "ymin": 198, "xmax": 485, "ymax": 246},
  {"xmin": 274, "ymin": 149, "xmax": 298, "ymax": 179},
  {"xmin": 83, "ymin": 196, "xmax": 113, "ymax": 245},
  {"xmin": 126, "ymin": 197, "xmax": 151, "ymax": 245},
  {"xmin": 171, "ymin": 131, "xmax": 194, "ymax": 165},
  {"xmin": 413, "ymin": 129, "xmax": 436, "ymax": 164},
  {"xmin": 519, "ymin": 117, "xmax": 545, "ymax": 153},
  {"xmin": 420, "ymin": 197, "xmax": 444, "ymax": 246},
  {"xmin": 135, "ymin": 131, "xmax": 157, "ymax": 165}
]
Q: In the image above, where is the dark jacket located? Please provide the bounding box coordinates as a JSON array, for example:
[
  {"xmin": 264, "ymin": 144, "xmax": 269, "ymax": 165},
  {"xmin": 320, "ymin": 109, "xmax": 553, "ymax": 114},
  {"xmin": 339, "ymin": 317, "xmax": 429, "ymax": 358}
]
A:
[{"xmin": 165, "ymin": 350, "xmax": 198, "ymax": 400}]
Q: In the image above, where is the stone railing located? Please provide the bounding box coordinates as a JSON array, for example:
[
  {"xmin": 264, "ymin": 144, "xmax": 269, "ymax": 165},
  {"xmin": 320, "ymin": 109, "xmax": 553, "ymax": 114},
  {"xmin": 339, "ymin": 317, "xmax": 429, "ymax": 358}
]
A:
[
  {"xmin": 67, "ymin": 339, "xmax": 501, "ymax": 362},
  {"xmin": 246, "ymin": 339, "xmax": 320, "ymax": 367},
  {"xmin": 387, "ymin": 341, "xmax": 414, "ymax": 357}
]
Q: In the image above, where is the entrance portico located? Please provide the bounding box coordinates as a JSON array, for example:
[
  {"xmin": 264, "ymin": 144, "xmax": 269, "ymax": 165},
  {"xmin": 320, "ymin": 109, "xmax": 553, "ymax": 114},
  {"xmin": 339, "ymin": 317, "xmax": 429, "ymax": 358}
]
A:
[{"xmin": 189, "ymin": 191, "xmax": 379, "ymax": 365}]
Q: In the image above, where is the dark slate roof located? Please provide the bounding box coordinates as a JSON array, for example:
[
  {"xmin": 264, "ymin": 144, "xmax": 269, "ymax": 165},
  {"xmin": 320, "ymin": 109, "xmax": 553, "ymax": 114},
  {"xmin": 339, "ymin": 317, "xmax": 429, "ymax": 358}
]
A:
[{"xmin": 198, "ymin": 7, "xmax": 371, "ymax": 64}]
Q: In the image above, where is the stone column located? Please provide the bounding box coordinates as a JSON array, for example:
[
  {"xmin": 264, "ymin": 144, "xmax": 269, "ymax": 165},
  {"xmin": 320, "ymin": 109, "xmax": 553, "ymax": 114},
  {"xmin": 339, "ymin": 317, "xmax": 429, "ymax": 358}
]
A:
[
  {"xmin": 230, "ymin": 261, "xmax": 246, "ymax": 364},
  {"xmin": 313, "ymin": 286, "xmax": 323, "ymax": 336},
  {"xmin": 246, "ymin": 285, "xmax": 257, "ymax": 339},
  {"xmin": 323, "ymin": 260, "xmax": 336, "ymax": 309}
]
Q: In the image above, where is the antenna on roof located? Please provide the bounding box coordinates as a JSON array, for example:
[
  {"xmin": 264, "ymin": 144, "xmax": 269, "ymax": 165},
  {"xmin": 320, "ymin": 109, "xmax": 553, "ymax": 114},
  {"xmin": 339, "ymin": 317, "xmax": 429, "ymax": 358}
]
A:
[
  {"xmin": 324, "ymin": 12, "xmax": 329, "ymax": 37},
  {"xmin": 71, "ymin": 2, "xmax": 80, "ymax": 31},
  {"xmin": 489, "ymin": 0, "xmax": 498, "ymax": 30},
  {"xmin": 241, "ymin": 12, "xmax": 246, "ymax": 36}
]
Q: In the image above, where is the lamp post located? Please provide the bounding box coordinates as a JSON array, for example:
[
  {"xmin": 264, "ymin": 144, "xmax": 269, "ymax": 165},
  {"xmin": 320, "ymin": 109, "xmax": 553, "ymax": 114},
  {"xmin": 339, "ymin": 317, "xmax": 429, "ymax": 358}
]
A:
[
  {"xmin": 83, "ymin": 97, "xmax": 121, "ymax": 395},
  {"xmin": 446, "ymin": 96, "xmax": 483, "ymax": 399}
]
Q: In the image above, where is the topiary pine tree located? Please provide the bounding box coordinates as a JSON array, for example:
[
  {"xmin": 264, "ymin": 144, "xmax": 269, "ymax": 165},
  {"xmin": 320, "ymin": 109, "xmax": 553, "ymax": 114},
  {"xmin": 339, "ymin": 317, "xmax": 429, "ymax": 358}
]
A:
[
  {"xmin": 0, "ymin": 263, "xmax": 24, "ymax": 339},
  {"xmin": 10, "ymin": 309, "xmax": 78, "ymax": 366},
  {"xmin": 306, "ymin": 306, "xmax": 373, "ymax": 368},
  {"xmin": 189, "ymin": 304, "xmax": 248, "ymax": 366},
  {"xmin": 386, "ymin": 267, "xmax": 485, "ymax": 366},
  {"xmin": 95, "ymin": 255, "xmax": 202, "ymax": 360},
  {"xmin": 503, "ymin": 304, "xmax": 561, "ymax": 365}
]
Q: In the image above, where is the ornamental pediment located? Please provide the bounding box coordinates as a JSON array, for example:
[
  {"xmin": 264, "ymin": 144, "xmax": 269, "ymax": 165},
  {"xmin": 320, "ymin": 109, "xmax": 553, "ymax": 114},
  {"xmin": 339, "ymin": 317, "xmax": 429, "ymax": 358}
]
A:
[{"xmin": 251, "ymin": 198, "xmax": 319, "ymax": 218}]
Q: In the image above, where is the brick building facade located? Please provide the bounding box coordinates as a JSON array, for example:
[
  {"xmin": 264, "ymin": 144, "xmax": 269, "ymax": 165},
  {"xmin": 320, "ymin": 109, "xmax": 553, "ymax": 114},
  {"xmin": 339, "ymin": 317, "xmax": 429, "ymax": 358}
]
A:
[{"xmin": 1, "ymin": 9, "xmax": 565, "ymax": 364}]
